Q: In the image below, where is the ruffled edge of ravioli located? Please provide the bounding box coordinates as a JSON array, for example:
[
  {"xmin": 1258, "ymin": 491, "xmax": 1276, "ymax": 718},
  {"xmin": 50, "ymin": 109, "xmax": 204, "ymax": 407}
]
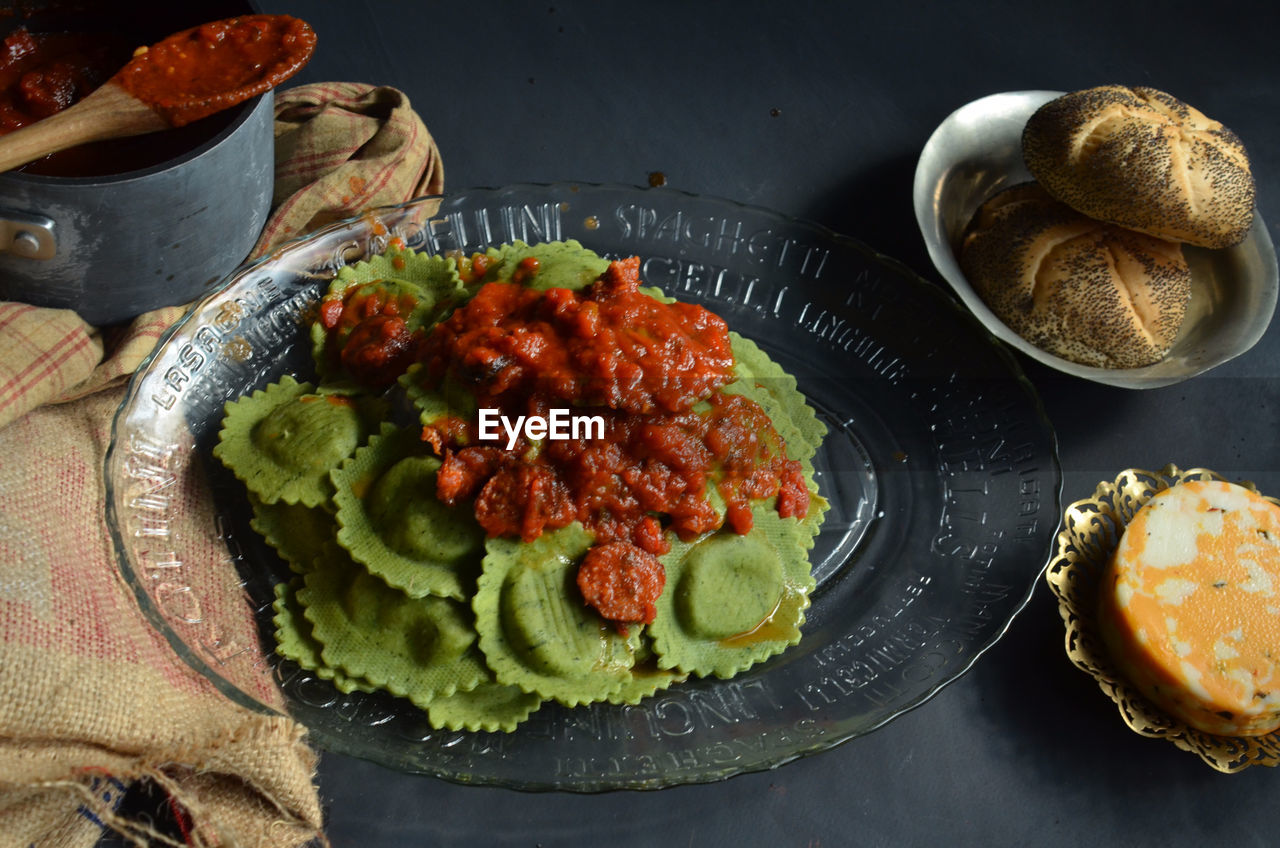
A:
[
  {"xmin": 331, "ymin": 422, "xmax": 484, "ymax": 601},
  {"xmin": 277, "ymin": 574, "xmax": 544, "ymax": 732},
  {"xmin": 309, "ymin": 247, "xmax": 465, "ymax": 380},
  {"xmin": 477, "ymin": 239, "xmax": 611, "ymax": 291},
  {"xmin": 213, "ymin": 375, "xmax": 372, "ymax": 508},
  {"xmin": 249, "ymin": 494, "xmax": 336, "ymax": 575},
  {"xmin": 607, "ymin": 635, "xmax": 688, "ymax": 705},
  {"xmin": 473, "ymin": 524, "xmax": 637, "ymax": 707},
  {"xmin": 340, "ymin": 243, "xmax": 462, "ymax": 292},
  {"xmin": 723, "ymin": 333, "xmax": 830, "ymax": 538},
  {"xmin": 300, "ymin": 542, "xmax": 488, "ymax": 709},
  {"xmin": 474, "ymin": 239, "xmax": 670, "ymax": 304},
  {"xmin": 425, "ymin": 676, "xmax": 543, "ymax": 733},
  {"xmin": 648, "ymin": 504, "xmax": 817, "ymax": 679},
  {"xmin": 726, "ymin": 332, "xmax": 826, "ymax": 463},
  {"xmin": 272, "ymin": 579, "xmax": 377, "ymax": 694}
]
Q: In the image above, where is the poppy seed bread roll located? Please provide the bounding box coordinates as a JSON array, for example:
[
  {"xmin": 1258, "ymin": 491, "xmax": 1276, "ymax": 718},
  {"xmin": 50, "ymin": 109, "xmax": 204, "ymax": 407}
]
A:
[
  {"xmin": 1022, "ymin": 85, "xmax": 1254, "ymax": 249},
  {"xmin": 960, "ymin": 183, "xmax": 1191, "ymax": 369}
]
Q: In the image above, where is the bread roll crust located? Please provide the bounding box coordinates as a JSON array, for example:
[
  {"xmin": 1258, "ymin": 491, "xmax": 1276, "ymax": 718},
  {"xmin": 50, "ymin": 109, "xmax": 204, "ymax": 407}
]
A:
[
  {"xmin": 1023, "ymin": 85, "xmax": 1255, "ymax": 249},
  {"xmin": 960, "ymin": 183, "xmax": 1191, "ymax": 369}
]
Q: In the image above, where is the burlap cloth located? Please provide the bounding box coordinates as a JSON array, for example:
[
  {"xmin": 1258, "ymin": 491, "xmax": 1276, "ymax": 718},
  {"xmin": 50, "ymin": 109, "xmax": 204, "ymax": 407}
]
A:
[{"xmin": 0, "ymin": 82, "xmax": 444, "ymax": 847}]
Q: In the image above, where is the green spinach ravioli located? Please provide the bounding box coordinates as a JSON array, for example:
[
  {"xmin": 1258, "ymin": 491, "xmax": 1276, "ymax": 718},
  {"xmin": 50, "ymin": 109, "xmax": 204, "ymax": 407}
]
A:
[
  {"xmin": 215, "ymin": 239, "xmax": 828, "ymax": 733},
  {"xmin": 330, "ymin": 422, "xmax": 484, "ymax": 601}
]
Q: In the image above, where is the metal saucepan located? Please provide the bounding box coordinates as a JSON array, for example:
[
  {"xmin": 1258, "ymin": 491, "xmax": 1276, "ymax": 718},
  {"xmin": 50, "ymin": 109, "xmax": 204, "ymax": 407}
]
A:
[{"xmin": 0, "ymin": 0, "xmax": 275, "ymax": 326}]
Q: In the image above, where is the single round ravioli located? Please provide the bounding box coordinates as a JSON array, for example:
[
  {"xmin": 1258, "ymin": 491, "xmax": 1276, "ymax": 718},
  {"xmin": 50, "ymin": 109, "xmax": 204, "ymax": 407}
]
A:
[
  {"xmin": 473, "ymin": 523, "xmax": 640, "ymax": 706},
  {"xmin": 331, "ymin": 423, "xmax": 485, "ymax": 601},
  {"xmin": 214, "ymin": 375, "xmax": 373, "ymax": 507},
  {"xmin": 300, "ymin": 542, "xmax": 488, "ymax": 709},
  {"xmin": 310, "ymin": 246, "xmax": 464, "ymax": 383},
  {"xmin": 649, "ymin": 504, "xmax": 818, "ymax": 678}
]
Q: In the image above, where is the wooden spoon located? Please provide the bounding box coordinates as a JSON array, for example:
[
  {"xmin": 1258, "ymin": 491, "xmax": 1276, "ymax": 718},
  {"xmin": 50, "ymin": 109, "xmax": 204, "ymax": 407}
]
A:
[{"xmin": 0, "ymin": 14, "xmax": 316, "ymax": 173}]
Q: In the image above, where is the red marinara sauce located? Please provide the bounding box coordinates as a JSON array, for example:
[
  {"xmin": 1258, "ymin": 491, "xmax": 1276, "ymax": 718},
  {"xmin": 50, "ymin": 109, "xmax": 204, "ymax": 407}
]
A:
[
  {"xmin": 418, "ymin": 256, "xmax": 810, "ymax": 555},
  {"xmin": 421, "ymin": 256, "xmax": 736, "ymax": 414},
  {"xmin": 0, "ymin": 26, "xmax": 131, "ymax": 133},
  {"xmin": 115, "ymin": 15, "xmax": 315, "ymax": 127}
]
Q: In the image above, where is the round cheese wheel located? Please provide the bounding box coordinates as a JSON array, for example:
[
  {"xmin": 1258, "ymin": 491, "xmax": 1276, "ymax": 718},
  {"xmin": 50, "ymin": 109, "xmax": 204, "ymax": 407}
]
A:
[{"xmin": 1099, "ymin": 480, "xmax": 1280, "ymax": 736}]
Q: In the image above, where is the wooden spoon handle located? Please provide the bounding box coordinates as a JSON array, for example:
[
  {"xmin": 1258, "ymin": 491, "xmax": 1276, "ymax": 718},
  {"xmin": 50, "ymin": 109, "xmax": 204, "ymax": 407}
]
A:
[{"xmin": 0, "ymin": 81, "xmax": 169, "ymax": 173}]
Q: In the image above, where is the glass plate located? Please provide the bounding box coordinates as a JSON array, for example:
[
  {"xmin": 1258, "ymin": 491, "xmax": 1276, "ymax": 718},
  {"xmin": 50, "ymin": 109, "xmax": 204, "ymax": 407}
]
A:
[{"xmin": 105, "ymin": 183, "xmax": 1061, "ymax": 790}]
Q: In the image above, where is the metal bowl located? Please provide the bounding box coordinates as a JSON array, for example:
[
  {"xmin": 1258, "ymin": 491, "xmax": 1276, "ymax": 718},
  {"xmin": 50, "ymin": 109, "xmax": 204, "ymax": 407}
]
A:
[{"xmin": 912, "ymin": 90, "xmax": 1279, "ymax": 389}]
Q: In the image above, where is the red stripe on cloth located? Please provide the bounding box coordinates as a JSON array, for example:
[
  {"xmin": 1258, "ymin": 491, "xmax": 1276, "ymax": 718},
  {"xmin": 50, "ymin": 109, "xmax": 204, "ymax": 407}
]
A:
[
  {"xmin": 274, "ymin": 147, "xmax": 364, "ymax": 183},
  {"xmin": 0, "ymin": 302, "xmax": 39, "ymax": 333},
  {"xmin": 0, "ymin": 329, "xmax": 94, "ymax": 414}
]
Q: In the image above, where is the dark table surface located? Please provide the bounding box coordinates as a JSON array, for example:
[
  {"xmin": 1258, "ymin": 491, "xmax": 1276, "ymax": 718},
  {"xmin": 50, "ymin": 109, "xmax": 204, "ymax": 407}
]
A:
[{"xmin": 257, "ymin": 1, "xmax": 1280, "ymax": 845}]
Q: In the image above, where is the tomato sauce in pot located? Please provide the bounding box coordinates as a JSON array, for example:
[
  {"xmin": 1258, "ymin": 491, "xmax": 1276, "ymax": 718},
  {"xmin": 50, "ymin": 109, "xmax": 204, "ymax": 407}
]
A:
[{"xmin": 0, "ymin": 25, "xmax": 130, "ymax": 133}]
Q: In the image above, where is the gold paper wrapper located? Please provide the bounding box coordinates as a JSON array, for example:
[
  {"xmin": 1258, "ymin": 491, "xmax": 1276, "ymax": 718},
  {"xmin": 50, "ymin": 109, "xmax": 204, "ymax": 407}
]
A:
[{"xmin": 1045, "ymin": 464, "xmax": 1280, "ymax": 773}]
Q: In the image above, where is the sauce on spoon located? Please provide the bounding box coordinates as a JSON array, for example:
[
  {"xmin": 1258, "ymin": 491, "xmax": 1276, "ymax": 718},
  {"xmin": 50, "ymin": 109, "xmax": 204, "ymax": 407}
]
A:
[{"xmin": 115, "ymin": 14, "xmax": 315, "ymax": 127}]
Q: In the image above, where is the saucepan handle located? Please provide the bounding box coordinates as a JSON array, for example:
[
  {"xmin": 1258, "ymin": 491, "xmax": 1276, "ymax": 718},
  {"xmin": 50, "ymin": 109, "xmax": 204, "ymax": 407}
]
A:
[{"xmin": 0, "ymin": 208, "xmax": 56, "ymax": 259}]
